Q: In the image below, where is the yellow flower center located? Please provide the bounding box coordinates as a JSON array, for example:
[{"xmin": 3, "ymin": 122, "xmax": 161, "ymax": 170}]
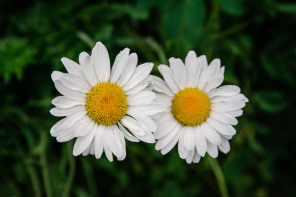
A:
[
  {"xmin": 172, "ymin": 88, "xmax": 211, "ymax": 126},
  {"xmin": 86, "ymin": 82, "xmax": 128, "ymax": 125}
]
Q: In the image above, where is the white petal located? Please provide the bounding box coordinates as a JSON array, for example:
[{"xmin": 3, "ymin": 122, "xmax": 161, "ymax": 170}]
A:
[
  {"xmin": 160, "ymin": 128, "xmax": 180, "ymax": 155},
  {"xmin": 194, "ymin": 126, "xmax": 207, "ymax": 156},
  {"xmin": 210, "ymin": 112, "xmax": 238, "ymax": 125},
  {"xmin": 60, "ymin": 110, "xmax": 87, "ymax": 129},
  {"xmin": 130, "ymin": 114, "xmax": 157, "ymax": 133},
  {"xmin": 169, "ymin": 58, "xmax": 186, "ymax": 90},
  {"xmin": 61, "ymin": 57, "xmax": 81, "ymax": 77},
  {"xmin": 203, "ymin": 75, "xmax": 224, "ymax": 93},
  {"xmin": 50, "ymin": 118, "xmax": 66, "ymax": 137},
  {"xmin": 219, "ymin": 66, "xmax": 225, "ymax": 76},
  {"xmin": 148, "ymin": 75, "xmax": 174, "ymax": 96},
  {"xmin": 127, "ymin": 91, "xmax": 156, "ymax": 106},
  {"xmin": 79, "ymin": 52, "xmax": 98, "ymax": 86},
  {"xmin": 121, "ymin": 116, "xmax": 145, "ymax": 136},
  {"xmin": 201, "ymin": 122, "xmax": 221, "ymax": 145},
  {"xmin": 218, "ymin": 137, "xmax": 230, "ymax": 153},
  {"xmin": 107, "ymin": 126, "xmax": 122, "ymax": 157},
  {"xmin": 136, "ymin": 132, "xmax": 155, "ymax": 143},
  {"xmin": 110, "ymin": 48, "xmax": 130, "ymax": 83},
  {"xmin": 197, "ymin": 63, "xmax": 216, "ymax": 90},
  {"xmin": 183, "ymin": 126, "xmax": 195, "ymax": 151},
  {"xmin": 102, "ymin": 128, "xmax": 113, "ymax": 162},
  {"xmin": 122, "ymin": 63, "xmax": 153, "ymax": 91},
  {"xmin": 56, "ymin": 128, "xmax": 75, "ymax": 142},
  {"xmin": 155, "ymin": 123, "xmax": 180, "ymax": 150},
  {"xmin": 94, "ymin": 125, "xmax": 104, "ymax": 159},
  {"xmin": 125, "ymin": 80, "xmax": 149, "ymax": 95},
  {"xmin": 209, "ymin": 85, "xmax": 240, "ymax": 98},
  {"xmin": 50, "ymin": 105, "xmax": 85, "ymax": 117},
  {"xmin": 116, "ymin": 53, "xmax": 137, "ymax": 87},
  {"xmin": 73, "ymin": 116, "xmax": 94, "ymax": 137},
  {"xmin": 51, "ymin": 96, "xmax": 85, "ymax": 108},
  {"xmin": 116, "ymin": 128, "xmax": 126, "ymax": 160},
  {"xmin": 153, "ymin": 93, "xmax": 172, "ymax": 107},
  {"xmin": 118, "ymin": 123, "xmax": 139, "ymax": 142},
  {"xmin": 228, "ymin": 110, "xmax": 243, "ymax": 117},
  {"xmin": 185, "ymin": 150, "xmax": 195, "ymax": 164},
  {"xmin": 185, "ymin": 51, "xmax": 200, "ymax": 87},
  {"xmin": 127, "ymin": 104, "xmax": 166, "ymax": 116},
  {"xmin": 92, "ymin": 42, "xmax": 110, "ymax": 82},
  {"xmin": 206, "ymin": 117, "xmax": 236, "ymax": 136},
  {"xmin": 191, "ymin": 55, "xmax": 206, "ymax": 87},
  {"xmin": 207, "ymin": 141, "xmax": 218, "ymax": 158},
  {"xmin": 209, "ymin": 58, "xmax": 221, "ymax": 77},
  {"xmin": 178, "ymin": 127, "xmax": 189, "ymax": 159},
  {"xmin": 210, "ymin": 93, "xmax": 246, "ymax": 103},
  {"xmin": 192, "ymin": 151, "xmax": 201, "ymax": 163},
  {"xmin": 211, "ymin": 100, "xmax": 246, "ymax": 112},
  {"xmin": 73, "ymin": 126, "xmax": 96, "ymax": 156},
  {"xmin": 53, "ymin": 80, "xmax": 86, "ymax": 100},
  {"xmin": 158, "ymin": 64, "xmax": 179, "ymax": 94},
  {"xmin": 51, "ymin": 71, "xmax": 64, "ymax": 81},
  {"xmin": 154, "ymin": 114, "xmax": 178, "ymax": 139},
  {"xmin": 56, "ymin": 73, "xmax": 91, "ymax": 93}
]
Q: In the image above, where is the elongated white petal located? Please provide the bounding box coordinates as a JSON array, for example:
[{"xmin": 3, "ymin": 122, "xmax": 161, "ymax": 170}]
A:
[
  {"xmin": 194, "ymin": 126, "xmax": 207, "ymax": 157},
  {"xmin": 155, "ymin": 123, "xmax": 179, "ymax": 150},
  {"xmin": 50, "ymin": 105, "xmax": 85, "ymax": 117},
  {"xmin": 121, "ymin": 116, "xmax": 145, "ymax": 136},
  {"xmin": 201, "ymin": 122, "xmax": 221, "ymax": 145},
  {"xmin": 52, "ymin": 96, "xmax": 85, "ymax": 108},
  {"xmin": 209, "ymin": 85, "xmax": 241, "ymax": 98},
  {"xmin": 127, "ymin": 91, "xmax": 156, "ymax": 106},
  {"xmin": 73, "ymin": 126, "xmax": 96, "ymax": 156},
  {"xmin": 169, "ymin": 58, "xmax": 186, "ymax": 90},
  {"xmin": 122, "ymin": 63, "xmax": 153, "ymax": 91},
  {"xmin": 206, "ymin": 141, "xmax": 218, "ymax": 158},
  {"xmin": 183, "ymin": 126, "xmax": 195, "ymax": 151},
  {"xmin": 210, "ymin": 112, "xmax": 238, "ymax": 125},
  {"xmin": 92, "ymin": 42, "xmax": 110, "ymax": 82},
  {"xmin": 158, "ymin": 64, "xmax": 179, "ymax": 94},
  {"xmin": 118, "ymin": 123, "xmax": 139, "ymax": 142},
  {"xmin": 61, "ymin": 57, "xmax": 82, "ymax": 77},
  {"xmin": 53, "ymin": 81, "xmax": 86, "ymax": 100},
  {"xmin": 218, "ymin": 137, "xmax": 230, "ymax": 153},
  {"xmin": 110, "ymin": 48, "xmax": 130, "ymax": 83},
  {"xmin": 116, "ymin": 53, "xmax": 137, "ymax": 87},
  {"xmin": 94, "ymin": 125, "xmax": 104, "ymax": 159},
  {"xmin": 206, "ymin": 117, "xmax": 236, "ymax": 136},
  {"xmin": 149, "ymin": 75, "xmax": 174, "ymax": 96},
  {"xmin": 79, "ymin": 52, "xmax": 98, "ymax": 86}
]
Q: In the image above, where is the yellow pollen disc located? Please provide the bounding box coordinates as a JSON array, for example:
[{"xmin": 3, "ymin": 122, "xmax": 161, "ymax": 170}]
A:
[
  {"xmin": 86, "ymin": 82, "xmax": 128, "ymax": 125},
  {"xmin": 172, "ymin": 88, "xmax": 211, "ymax": 126}
]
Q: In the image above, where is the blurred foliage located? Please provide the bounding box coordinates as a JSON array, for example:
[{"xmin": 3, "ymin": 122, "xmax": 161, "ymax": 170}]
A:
[{"xmin": 1, "ymin": 0, "xmax": 296, "ymax": 196}]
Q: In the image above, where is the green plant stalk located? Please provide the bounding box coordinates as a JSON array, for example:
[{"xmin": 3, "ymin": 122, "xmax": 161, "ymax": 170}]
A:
[
  {"xmin": 39, "ymin": 130, "xmax": 52, "ymax": 197},
  {"xmin": 208, "ymin": 157, "xmax": 229, "ymax": 197},
  {"xmin": 62, "ymin": 142, "xmax": 76, "ymax": 197},
  {"xmin": 24, "ymin": 157, "xmax": 41, "ymax": 197}
]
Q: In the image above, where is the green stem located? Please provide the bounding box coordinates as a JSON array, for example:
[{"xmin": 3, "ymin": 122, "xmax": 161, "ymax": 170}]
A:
[
  {"xmin": 208, "ymin": 157, "xmax": 229, "ymax": 197},
  {"xmin": 62, "ymin": 142, "xmax": 76, "ymax": 197},
  {"xmin": 24, "ymin": 157, "xmax": 42, "ymax": 197},
  {"xmin": 40, "ymin": 130, "xmax": 52, "ymax": 197}
]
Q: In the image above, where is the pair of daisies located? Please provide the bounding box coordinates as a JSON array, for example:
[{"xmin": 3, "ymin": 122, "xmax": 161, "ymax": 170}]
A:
[{"xmin": 50, "ymin": 42, "xmax": 248, "ymax": 163}]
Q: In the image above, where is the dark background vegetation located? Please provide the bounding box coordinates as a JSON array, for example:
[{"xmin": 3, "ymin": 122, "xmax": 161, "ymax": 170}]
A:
[{"xmin": 1, "ymin": 0, "xmax": 296, "ymax": 196}]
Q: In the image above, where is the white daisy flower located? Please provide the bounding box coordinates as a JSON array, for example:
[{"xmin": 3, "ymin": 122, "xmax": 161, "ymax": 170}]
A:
[
  {"xmin": 50, "ymin": 42, "xmax": 164, "ymax": 162},
  {"xmin": 151, "ymin": 51, "xmax": 248, "ymax": 164}
]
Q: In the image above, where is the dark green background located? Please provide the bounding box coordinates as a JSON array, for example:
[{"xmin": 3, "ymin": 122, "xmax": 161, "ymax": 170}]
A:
[{"xmin": 1, "ymin": 0, "xmax": 296, "ymax": 196}]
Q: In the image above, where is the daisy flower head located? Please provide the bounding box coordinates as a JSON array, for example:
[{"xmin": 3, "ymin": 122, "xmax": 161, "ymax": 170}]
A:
[
  {"xmin": 50, "ymin": 42, "xmax": 164, "ymax": 162},
  {"xmin": 151, "ymin": 51, "xmax": 248, "ymax": 164}
]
